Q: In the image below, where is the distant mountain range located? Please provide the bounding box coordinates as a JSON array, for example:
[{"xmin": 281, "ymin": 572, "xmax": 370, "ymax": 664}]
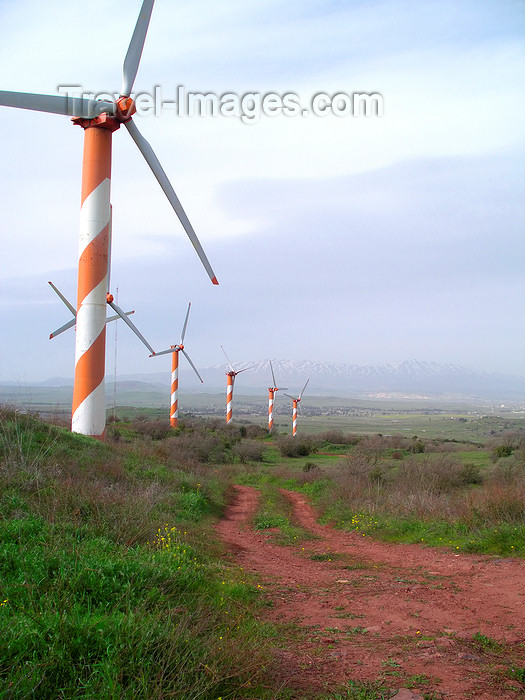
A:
[
  {"xmin": 2, "ymin": 360, "xmax": 524, "ymax": 402},
  {"xmin": 183, "ymin": 359, "xmax": 524, "ymax": 400}
]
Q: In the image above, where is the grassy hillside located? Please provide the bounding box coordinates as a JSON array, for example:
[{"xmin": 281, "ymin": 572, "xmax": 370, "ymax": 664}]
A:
[
  {"xmin": 0, "ymin": 410, "xmax": 274, "ymax": 698},
  {"xmin": 1, "ymin": 408, "xmax": 523, "ymax": 698}
]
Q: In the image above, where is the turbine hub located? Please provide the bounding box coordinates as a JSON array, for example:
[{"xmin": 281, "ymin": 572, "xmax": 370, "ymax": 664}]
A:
[{"xmin": 116, "ymin": 95, "xmax": 136, "ymax": 121}]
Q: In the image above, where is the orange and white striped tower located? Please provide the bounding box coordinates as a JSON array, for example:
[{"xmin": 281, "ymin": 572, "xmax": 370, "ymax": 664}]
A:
[
  {"xmin": 221, "ymin": 346, "xmax": 252, "ymax": 425},
  {"xmin": 170, "ymin": 347, "xmax": 180, "ymax": 427},
  {"xmin": 291, "ymin": 398, "xmax": 299, "ymax": 436},
  {"xmin": 267, "ymin": 360, "xmax": 287, "ymax": 433},
  {"xmin": 226, "ymin": 371, "xmax": 235, "ymax": 424},
  {"xmin": 152, "ymin": 302, "xmax": 203, "ymax": 428},
  {"xmin": 71, "ymin": 114, "xmax": 121, "ymax": 438},
  {"xmin": 268, "ymin": 388, "xmax": 276, "ymax": 432},
  {"xmin": 284, "ymin": 379, "xmax": 309, "ymax": 437}
]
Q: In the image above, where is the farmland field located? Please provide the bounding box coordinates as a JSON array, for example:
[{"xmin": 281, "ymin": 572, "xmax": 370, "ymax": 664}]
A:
[{"xmin": 2, "ymin": 382, "xmax": 524, "ymax": 440}]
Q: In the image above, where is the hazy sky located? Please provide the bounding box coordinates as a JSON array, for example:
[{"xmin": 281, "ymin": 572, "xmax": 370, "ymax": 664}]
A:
[{"xmin": 1, "ymin": 0, "xmax": 524, "ymax": 383}]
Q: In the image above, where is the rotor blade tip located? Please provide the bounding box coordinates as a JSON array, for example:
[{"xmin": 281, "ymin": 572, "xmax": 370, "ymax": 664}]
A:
[{"xmin": 212, "ymin": 277, "xmax": 219, "ymax": 285}]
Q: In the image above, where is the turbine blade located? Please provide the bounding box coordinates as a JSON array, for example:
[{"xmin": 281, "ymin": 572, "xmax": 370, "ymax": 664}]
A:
[
  {"xmin": 181, "ymin": 348, "xmax": 204, "ymax": 383},
  {"xmin": 283, "ymin": 393, "xmax": 295, "ymax": 401},
  {"xmin": 220, "ymin": 345, "xmax": 235, "ymax": 372},
  {"xmin": 152, "ymin": 346, "xmax": 178, "ymax": 357},
  {"xmin": 106, "ymin": 310, "xmax": 134, "ymax": 323},
  {"xmin": 49, "ymin": 318, "xmax": 76, "ymax": 339},
  {"xmin": 124, "ymin": 119, "xmax": 219, "ymax": 284},
  {"xmin": 236, "ymin": 367, "xmax": 251, "ymax": 375},
  {"xmin": 180, "ymin": 302, "xmax": 191, "ymax": 344},
  {"xmin": 49, "ymin": 309, "xmax": 134, "ymax": 339},
  {"xmin": 300, "ymin": 379, "xmax": 310, "ymax": 399},
  {"xmin": 48, "ymin": 281, "xmax": 76, "ymax": 316},
  {"xmin": 270, "ymin": 360, "xmax": 277, "ymax": 387},
  {"xmin": 0, "ymin": 90, "xmax": 114, "ymax": 118},
  {"xmin": 121, "ymin": 0, "xmax": 155, "ymax": 97},
  {"xmin": 107, "ymin": 299, "xmax": 155, "ymax": 355}
]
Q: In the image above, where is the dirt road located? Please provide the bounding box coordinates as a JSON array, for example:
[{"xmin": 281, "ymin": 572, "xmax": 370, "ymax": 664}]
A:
[{"xmin": 215, "ymin": 485, "xmax": 525, "ymax": 699}]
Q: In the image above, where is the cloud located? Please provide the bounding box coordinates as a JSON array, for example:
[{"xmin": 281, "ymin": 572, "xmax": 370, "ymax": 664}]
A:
[{"xmin": 1, "ymin": 0, "xmax": 524, "ymax": 382}]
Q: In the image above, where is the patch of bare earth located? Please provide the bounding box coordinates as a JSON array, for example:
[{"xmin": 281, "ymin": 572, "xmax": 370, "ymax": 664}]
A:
[{"xmin": 215, "ymin": 485, "xmax": 525, "ymax": 699}]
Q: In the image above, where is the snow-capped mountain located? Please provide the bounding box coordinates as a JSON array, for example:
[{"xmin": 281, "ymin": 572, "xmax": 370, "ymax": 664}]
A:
[
  {"xmin": 4, "ymin": 360, "xmax": 523, "ymax": 401},
  {"xmin": 126, "ymin": 359, "xmax": 525, "ymax": 400}
]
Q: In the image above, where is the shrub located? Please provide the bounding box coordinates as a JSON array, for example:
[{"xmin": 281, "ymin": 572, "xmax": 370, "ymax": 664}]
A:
[
  {"xmin": 243, "ymin": 424, "xmax": 268, "ymax": 440},
  {"xmin": 321, "ymin": 456, "xmax": 386, "ymax": 513},
  {"xmin": 395, "ymin": 455, "xmax": 466, "ymax": 493},
  {"xmin": 276, "ymin": 436, "xmax": 314, "ymax": 458},
  {"xmin": 409, "ymin": 438, "xmax": 426, "ymax": 454},
  {"xmin": 130, "ymin": 419, "xmax": 171, "ymax": 440},
  {"xmin": 466, "ymin": 483, "xmax": 525, "ymax": 525},
  {"xmin": 165, "ymin": 433, "xmax": 229, "ymax": 464},
  {"xmin": 489, "ymin": 457, "xmax": 525, "ymax": 485},
  {"xmin": 459, "ymin": 462, "xmax": 483, "ymax": 485},
  {"xmin": 302, "ymin": 461, "xmax": 319, "ymax": 472},
  {"xmin": 319, "ymin": 429, "xmax": 345, "ymax": 444},
  {"xmin": 233, "ymin": 440, "xmax": 265, "ymax": 463},
  {"xmin": 354, "ymin": 435, "xmax": 386, "ymax": 463},
  {"xmin": 492, "ymin": 444, "xmax": 514, "ymax": 461}
]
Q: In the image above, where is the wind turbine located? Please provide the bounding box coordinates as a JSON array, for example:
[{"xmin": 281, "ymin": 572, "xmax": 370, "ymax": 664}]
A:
[
  {"xmin": 284, "ymin": 379, "xmax": 309, "ymax": 437},
  {"xmin": 152, "ymin": 303, "xmax": 203, "ymax": 428},
  {"xmin": 48, "ymin": 281, "xmax": 135, "ymax": 341},
  {"xmin": 220, "ymin": 346, "xmax": 252, "ymax": 424},
  {"xmin": 0, "ymin": 0, "xmax": 218, "ymax": 439},
  {"xmin": 267, "ymin": 361, "xmax": 287, "ymax": 433}
]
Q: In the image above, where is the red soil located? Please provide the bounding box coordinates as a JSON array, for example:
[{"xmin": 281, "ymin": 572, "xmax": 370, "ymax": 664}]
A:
[{"xmin": 215, "ymin": 485, "xmax": 525, "ymax": 699}]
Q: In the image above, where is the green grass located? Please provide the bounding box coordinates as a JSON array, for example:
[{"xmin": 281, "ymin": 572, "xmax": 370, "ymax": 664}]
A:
[
  {"xmin": 319, "ymin": 509, "xmax": 525, "ymax": 557},
  {"xmin": 1, "ymin": 406, "xmax": 524, "ymax": 698},
  {"xmin": 0, "ymin": 516, "xmax": 270, "ymax": 697},
  {"xmin": 252, "ymin": 485, "xmax": 314, "ymax": 545},
  {"xmin": 0, "ymin": 409, "xmax": 276, "ymax": 698},
  {"xmin": 327, "ymin": 679, "xmax": 392, "ymax": 699},
  {"xmin": 472, "ymin": 632, "xmax": 504, "ymax": 652},
  {"xmin": 507, "ymin": 666, "xmax": 525, "ymax": 683},
  {"xmin": 458, "ymin": 450, "xmax": 492, "ymax": 469}
]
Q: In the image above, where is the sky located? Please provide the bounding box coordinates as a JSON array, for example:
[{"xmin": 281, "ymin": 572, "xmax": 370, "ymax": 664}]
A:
[{"xmin": 0, "ymin": 0, "xmax": 524, "ymax": 384}]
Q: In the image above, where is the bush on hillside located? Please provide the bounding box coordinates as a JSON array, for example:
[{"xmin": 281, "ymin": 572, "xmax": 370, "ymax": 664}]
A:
[
  {"xmin": 234, "ymin": 440, "xmax": 266, "ymax": 463},
  {"xmin": 276, "ymin": 436, "xmax": 314, "ymax": 458}
]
